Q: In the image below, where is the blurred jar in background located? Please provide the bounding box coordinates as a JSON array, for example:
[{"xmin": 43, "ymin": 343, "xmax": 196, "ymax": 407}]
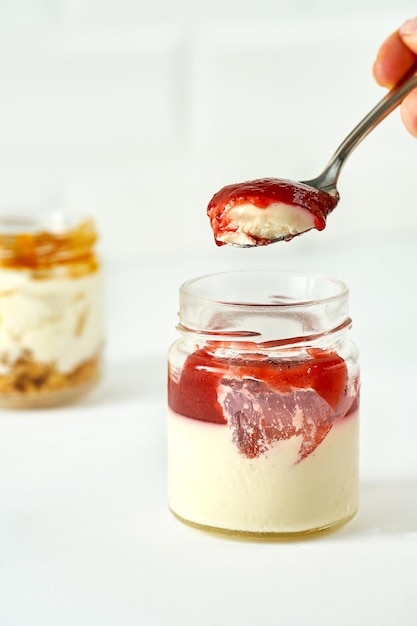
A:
[{"xmin": 0, "ymin": 211, "xmax": 104, "ymax": 408}]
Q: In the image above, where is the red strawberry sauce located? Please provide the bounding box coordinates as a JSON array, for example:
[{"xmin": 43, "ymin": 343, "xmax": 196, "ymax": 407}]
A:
[{"xmin": 168, "ymin": 346, "xmax": 355, "ymax": 461}]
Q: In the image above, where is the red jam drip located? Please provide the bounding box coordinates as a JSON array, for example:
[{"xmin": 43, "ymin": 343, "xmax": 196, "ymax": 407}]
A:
[
  {"xmin": 207, "ymin": 178, "xmax": 339, "ymax": 246},
  {"xmin": 168, "ymin": 346, "xmax": 356, "ymax": 461}
]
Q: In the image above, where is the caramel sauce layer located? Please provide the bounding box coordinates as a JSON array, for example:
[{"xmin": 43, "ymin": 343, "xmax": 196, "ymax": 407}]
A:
[{"xmin": 0, "ymin": 220, "xmax": 99, "ymax": 274}]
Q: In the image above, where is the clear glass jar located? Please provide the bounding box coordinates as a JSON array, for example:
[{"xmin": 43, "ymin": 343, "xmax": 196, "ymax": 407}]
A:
[
  {"xmin": 168, "ymin": 270, "xmax": 360, "ymax": 538},
  {"xmin": 0, "ymin": 211, "xmax": 104, "ymax": 408}
]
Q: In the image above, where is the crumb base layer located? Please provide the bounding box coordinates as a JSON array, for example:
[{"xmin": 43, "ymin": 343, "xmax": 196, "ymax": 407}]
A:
[{"xmin": 0, "ymin": 355, "xmax": 100, "ymax": 408}]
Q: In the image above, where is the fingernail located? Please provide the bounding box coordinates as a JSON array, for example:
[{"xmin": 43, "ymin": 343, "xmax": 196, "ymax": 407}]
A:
[{"xmin": 399, "ymin": 16, "xmax": 417, "ymax": 36}]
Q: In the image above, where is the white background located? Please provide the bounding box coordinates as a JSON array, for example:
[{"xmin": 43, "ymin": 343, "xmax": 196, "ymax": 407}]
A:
[
  {"xmin": 0, "ymin": 1, "xmax": 417, "ymax": 624},
  {"xmin": 0, "ymin": 0, "xmax": 416, "ymax": 260}
]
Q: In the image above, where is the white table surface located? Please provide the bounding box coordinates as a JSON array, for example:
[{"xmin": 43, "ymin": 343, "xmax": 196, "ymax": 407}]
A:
[{"xmin": 1, "ymin": 235, "xmax": 416, "ymax": 626}]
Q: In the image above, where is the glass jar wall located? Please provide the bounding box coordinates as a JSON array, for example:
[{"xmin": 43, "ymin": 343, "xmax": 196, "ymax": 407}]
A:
[{"xmin": 168, "ymin": 270, "xmax": 360, "ymax": 538}]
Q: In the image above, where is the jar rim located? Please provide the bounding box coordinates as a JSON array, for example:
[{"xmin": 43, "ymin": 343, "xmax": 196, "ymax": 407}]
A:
[
  {"xmin": 178, "ymin": 270, "xmax": 350, "ymax": 345},
  {"xmin": 0, "ymin": 209, "xmax": 89, "ymax": 235},
  {"xmin": 181, "ymin": 269, "xmax": 348, "ymax": 309}
]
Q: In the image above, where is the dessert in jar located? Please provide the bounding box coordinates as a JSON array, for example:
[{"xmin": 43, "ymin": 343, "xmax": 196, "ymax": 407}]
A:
[
  {"xmin": 0, "ymin": 211, "xmax": 104, "ymax": 408},
  {"xmin": 167, "ymin": 270, "xmax": 360, "ymax": 537}
]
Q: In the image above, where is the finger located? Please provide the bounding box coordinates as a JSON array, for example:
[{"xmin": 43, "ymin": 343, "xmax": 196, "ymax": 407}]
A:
[
  {"xmin": 373, "ymin": 30, "xmax": 416, "ymax": 88},
  {"xmin": 399, "ymin": 17, "xmax": 417, "ymax": 55},
  {"xmin": 401, "ymin": 89, "xmax": 417, "ymax": 137}
]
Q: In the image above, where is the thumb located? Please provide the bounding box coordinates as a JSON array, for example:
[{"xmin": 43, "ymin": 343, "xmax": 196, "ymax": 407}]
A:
[{"xmin": 399, "ymin": 17, "xmax": 417, "ymax": 55}]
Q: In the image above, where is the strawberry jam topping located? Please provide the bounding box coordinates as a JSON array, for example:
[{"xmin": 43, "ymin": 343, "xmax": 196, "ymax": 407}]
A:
[
  {"xmin": 207, "ymin": 177, "xmax": 339, "ymax": 246},
  {"xmin": 168, "ymin": 346, "xmax": 355, "ymax": 461}
]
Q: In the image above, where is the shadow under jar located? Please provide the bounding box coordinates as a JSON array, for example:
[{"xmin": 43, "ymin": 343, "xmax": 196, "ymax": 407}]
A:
[
  {"xmin": 168, "ymin": 270, "xmax": 360, "ymax": 538},
  {"xmin": 0, "ymin": 211, "xmax": 104, "ymax": 408}
]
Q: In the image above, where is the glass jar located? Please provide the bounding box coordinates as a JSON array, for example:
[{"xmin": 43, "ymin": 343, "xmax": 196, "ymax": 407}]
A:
[
  {"xmin": 0, "ymin": 211, "xmax": 104, "ymax": 408},
  {"xmin": 168, "ymin": 270, "xmax": 360, "ymax": 538}
]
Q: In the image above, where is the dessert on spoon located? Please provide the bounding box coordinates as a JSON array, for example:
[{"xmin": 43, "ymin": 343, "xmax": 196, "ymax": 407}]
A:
[{"xmin": 207, "ymin": 63, "xmax": 417, "ymax": 247}]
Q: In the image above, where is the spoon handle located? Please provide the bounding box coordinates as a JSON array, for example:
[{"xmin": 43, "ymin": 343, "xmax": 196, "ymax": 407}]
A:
[{"xmin": 317, "ymin": 62, "xmax": 417, "ymax": 191}]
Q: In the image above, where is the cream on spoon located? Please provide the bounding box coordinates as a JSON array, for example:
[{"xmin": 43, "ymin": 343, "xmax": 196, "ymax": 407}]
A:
[{"xmin": 208, "ymin": 62, "xmax": 417, "ymax": 247}]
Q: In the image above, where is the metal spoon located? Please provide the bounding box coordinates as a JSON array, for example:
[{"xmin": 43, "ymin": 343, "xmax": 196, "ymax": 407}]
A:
[
  {"xmin": 207, "ymin": 62, "xmax": 417, "ymax": 247},
  {"xmin": 302, "ymin": 61, "xmax": 417, "ymax": 197}
]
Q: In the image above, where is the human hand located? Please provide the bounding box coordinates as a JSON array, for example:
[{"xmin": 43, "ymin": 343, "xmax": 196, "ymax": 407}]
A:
[{"xmin": 373, "ymin": 17, "xmax": 417, "ymax": 137}]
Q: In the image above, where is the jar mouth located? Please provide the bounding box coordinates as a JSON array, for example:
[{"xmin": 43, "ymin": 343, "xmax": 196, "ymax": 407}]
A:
[
  {"xmin": 0, "ymin": 210, "xmax": 87, "ymax": 235},
  {"xmin": 181, "ymin": 269, "xmax": 348, "ymax": 308},
  {"xmin": 179, "ymin": 270, "xmax": 350, "ymax": 344}
]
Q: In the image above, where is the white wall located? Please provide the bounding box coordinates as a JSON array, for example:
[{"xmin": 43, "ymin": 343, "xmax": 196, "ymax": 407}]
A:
[{"xmin": 0, "ymin": 0, "xmax": 416, "ymax": 261}]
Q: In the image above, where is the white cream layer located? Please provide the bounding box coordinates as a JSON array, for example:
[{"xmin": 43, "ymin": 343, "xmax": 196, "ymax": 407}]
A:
[
  {"xmin": 218, "ymin": 202, "xmax": 316, "ymax": 246},
  {"xmin": 168, "ymin": 408, "xmax": 359, "ymax": 534},
  {"xmin": 0, "ymin": 268, "xmax": 104, "ymax": 374}
]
